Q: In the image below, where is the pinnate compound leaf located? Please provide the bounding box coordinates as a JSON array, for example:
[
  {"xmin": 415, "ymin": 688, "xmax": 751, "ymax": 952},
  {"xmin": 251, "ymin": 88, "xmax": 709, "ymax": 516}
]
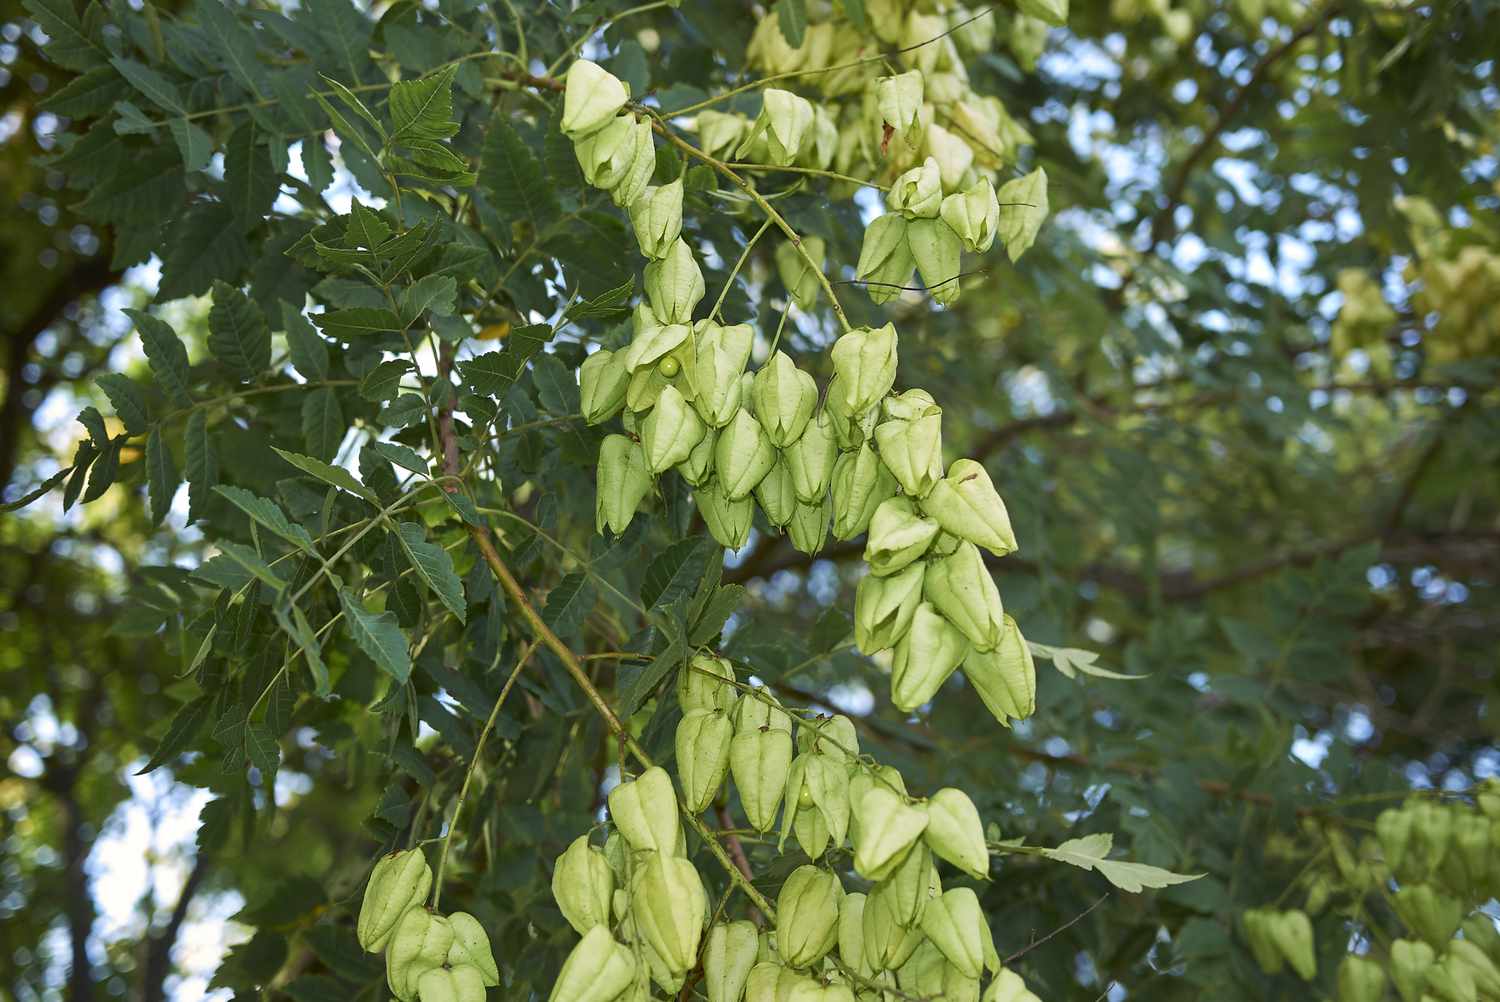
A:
[
  {"xmin": 1038, "ymin": 833, "xmax": 1203, "ymax": 893},
  {"xmin": 339, "ymin": 589, "xmax": 411, "ymax": 683},
  {"xmin": 207, "ymin": 280, "xmax": 271, "ymax": 380},
  {"xmin": 126, "ymin": 309, "xmax": 193, "ymax": 406},
  {"xmin": 394, "ymin": 522, "xmax": 466, "ymax": 622},
  {"xmin": 96, "ymin": 373, "xmax": 148, "ymax": 434},
  {"xmin": 215, "ymin": 485, "xmax": 317, "ymax": 554}
]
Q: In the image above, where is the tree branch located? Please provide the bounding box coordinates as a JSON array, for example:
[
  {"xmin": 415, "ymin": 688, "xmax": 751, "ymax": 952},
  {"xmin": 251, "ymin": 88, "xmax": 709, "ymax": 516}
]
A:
[{"xmin": 142, "ymin": 854, "xmax": 211, "ymax": 1002}]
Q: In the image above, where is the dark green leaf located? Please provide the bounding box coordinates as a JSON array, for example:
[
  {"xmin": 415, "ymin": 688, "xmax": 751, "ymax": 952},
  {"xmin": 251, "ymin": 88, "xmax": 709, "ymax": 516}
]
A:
[
  {"xmin": 313, "ymin": 307, "xmax": 403, "ymax": 339},
  {"xmin": 110, "ymin": 56, "xmax": 184, "ymax": 114},
  {"xmin": 541, "ymin": 572, "xmax": 593, "ymax": 641},
  {"xmin": 282, "ymin": 304, "xmax": 330, "ymax": 381},
  {"xmin": 146, "ymin": 430, "xmax": 179, "ymax": 526},
  {"xmin": 339, "ymin": 589, "xmax": 411, "ymax": 683},
  {"xmin": 224, "ymin": 122, "xmax": 281, "ymax": 232},
  {"xmin": 300, "ymin": 387, "xmax": 346, "ymax": 461},
  {"xmin": 217, "ymin": 541, "xmax": 287, "ymax": 590},
  {"xmin": 394, "ymin": 521, "xmax": 466, "ymax": 622},
  {"xmin": 479, "ymin": 117, "xmax": 557, "ymax": 231},
  {"xmin": 456, "ymin": 324, "xmax": 550, "ymax": 397},
  {"xmin": 367, "ymin": 441, "xmax": 428, "ymax": 477},
  {"xmin": 208, "ymin": 280, "xmax": 272, "ymax": 380},
  {"xmin": 272, "ymin": 447, "xmax": 378, "ymax": 503},
  {"xmin": 215, "ymin": 485, "xmax": 317, "ymax": 554},
  {"xmin": 185, "ymin": 410, "xmax": 217, "ymax": 521},
  {"xmin": 388, "ymin": 63, "xmax": 459, "ymax": 142},
  {"xmin": 126, "ymin": 309, "xmax": 193, "ymax": 406},
  {"xmin": 776, "ymin": 0, "xmax": 807, "ymax": 48},
  {"xmin": 138, "ymin": 695, "xmax": 213, "ymax": 774},
  {"xmin": 642, "ymin": 536, "xmax": 719, "ymax": 613},
  {"xmin": 1, "ymin": 466, "xmax": 72, "ymax": 512},
  {"xmin": 359, "ymin": 360, "xmax": 413, "ymax": 401}
]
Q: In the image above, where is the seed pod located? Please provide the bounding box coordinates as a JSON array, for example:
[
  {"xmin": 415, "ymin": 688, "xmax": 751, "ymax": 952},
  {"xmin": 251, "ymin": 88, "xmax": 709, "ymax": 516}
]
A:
[
  {"xmin": 881, "ymin": 388, "xmax": 940, "ymax": 423},
  {"xmin": 641, "ymin": 385, "xmax": 707, "ymax": 474},
  {"xmin": 920, "ymin": 466, "xmax": 1014, "ymax": 564},
  {"xmin": 1391, "ymin": 939, "xmax": 1436, "ymax": 1002},
  {"xmin": 864, "ymin": 497, "xmax": 939, "ymax": 576},
  {"xmin": 786, "ymin": 498, "xmax": 830, "ymax": 555},
  {"xmin": 753, "ymin": 352, "xmax": 818, "ymax": 447},
  {"xmin": 855, "ymin": 563, "xmax": 925, "ymax": 653},
  {"xmin": 962, "ymin": 616, "xmax": 1035, "ymax": 724},
  {"xmin": 1453, "ymin": 813, "xmax": 1490, "ymax": 889},
  {"xmin": 854, "ymin": 214, "xmax": 916, "ymax": 305},
  {"xmin": 630, "ymin": 179, "xmax": 685, "ymax": 260},
  {"xmin": 444, "ymin": 912, "xmax": 499, "ymax": 986},
  {"xmin": 876, "ymin": 70, "xmax": 924, "ymax": 145},
  {"xmin": 418, "ymin": 964, "xmax": 488, "ymax": 1002},
  {"xmin": 696, "ymin": 480, "xmax": 755, "ymax": 550},
  {"xmin": 1240, "ymin": 909, "xmax": 1284, "ymax": 974},
  {"xmin": 608, "ymin": 766, "xmax": 684, "ymax": 857},
  {"xmin": 909, "ymin": 217, "xmax": 964, "ymax": 306},
  {"xmin": 632, "ymin": 928, "xmax": 683, "ymax": 997},
  {"xmin": 776, "ymin": 866, "xmax": 842, "ymax": 968},
  {"xmin": 562, "ymin": 60, "xmax": 629, "ymax": 138},
  {"xmin": 677, "ymin": 709, "xmax": 733, "ymax": 812},
  {"xmin": 623, "ymin": 320, "xmax": 693, "ymax": 377},
  {"xmin": 358, "ymin": 848, "xmax": 433, "ymax": 953},
  {"xmin": 690, "ymin": 321, "xmax": 755, "ymax": 427},
  {"xmin": 716, "ymin": 409, "xmax": 777, "ymax": 500},
  {"xmin": 1338, "ymin": 955, "xmax": 1389, "ymax": 1002},
  {"xmin": 862, "ymin": 882, "xmax": 925, "ymax": 972},
  {"xmin": 839, "ymin": 893, "xmax": 874, "ymax": 977},
  {"xmin": 831, "ymin": 444, "xmax": 899, "ymax": 540},
  {"xmin": 1393, "ymin": 883, "xmax": 1462, "ymax": 948},
  {"xmin": 575, "ymin": 116, "xmax": 637, "ymax": 190},
  {"xmin": 610, "ymin": 118, "xmax": 656, "ymax": 207},
  {"xmin": 848, "ymin": 766, "xmax": 908, "ymax": 848},
  {"xmin": 739, "ymin": 89, "xmax": 815, "ymax": 166},
  {"xmin": 787, "ymin": 801, "xmax": 831, "ymax": 859},
  {"xmin": 745, "ymin": 963, "xmax": 809, "ymax": 1002},
  {"xmin": 831, "ymin": 325, "xmax": 899, "ymax": 417},
  {"xmin": 553, "ymin": 835, "xmax": 616, "ymax": 936},
  {"xmin": 782, "ymin": 753, "xmax": 852, "ymax": 850},
  {"xmin": 1411, "ymin": 802, "xmax": 1453, "ymax": 877},
  {"xmin": 1425, "ymin": 954, "xmax": 1478, "ymax": 1002},
  {"xmin": 1377, "ymin": 807, "xmax": 1414, "ymax": 878},
  {"xmin": 387, "ymin": 909, "xmax": 454, "ymax": 1002},
  {"xmin": 678, "ymin": 426, "xmax": 718, "ymax": 486},
  {"xmin": 776, "ymin": 237, "xmax": 825, "ymax": 311},
  {"xmin": 704, "ymin": 921, "xmax": 760, "ymax": 1002},
  {"xmin": 1461, "ymin": 914, "xmax": 1500, "ymax": 958},
  {"xmin": 731, "ymin": 725, "xmax": 794, "ymax": 832},
  {"xmin": 897, "ymin": 940, "xmax": 979, "ymax": 1002},
  {"xmin": 919, "ymin": 888, "xmax": 999, "ymax": 978},
  {"xmin": 940, "ymin": 178, "xmax": 1000, "ymax": 254},
  {"xmin": 982, "ymin": 968, "xmax": 1043, "ymax": 1002},
  {"xmin": 923, "ymin": 121, "xmax": 973, "ymax": 189},
  {"xmin": 645, "ymin": 238, "xmax": 705, "ymax": 324},
  {"xmin": 734, "ymin": 688, "xmax": 793, "ymax": 733},
  {"xmin": 680, "ymin": 654, "xmax": 737, "ymax": 713},
  {"xmin": 787, "ymin": 983, "xmax": 855, "ymax": 1002},
  {"xmin": 874, "ymin": 411, "xmax": 944, "ymax": 499},
  {"xmin": 697, "ymin": 111, "xmax": 747, "ymax": 159},
  {"xmin": 783, "ymin": 410, "xmax": 837, "ymax": 502},
  {"xmin": 1268, "ymin": 909, "xmax": 1316, "ymax": 981},
  {"xmin": 876, "ymin": 840, "xmax": 938, "ymax": 928},
  {"xmin": 800, "ymin": 105, "xmax": 839, "ymax": 170},
  {"xmin": 755, "ymin": 457, "xmax": 799, "ymax": 527},
  {"xmin": 1448, "ymin": 940, "xmax": 1500, "ymax": 997},
  {"xmin": 549, "ymin": 925, "xmax": 637, "ymax": 1002},
  {"xmin": 630, "ymin": 852, "xmax": 708, "ymax": 977},
  {"xmin": 922, "ymin": 542, "xmax": 1004, "ymax": 650},
  {"xmin": 1479, "ymin": 780, "xmax": 1500, "ymax": 821},
  {"xmin": 580, "ymin": 350, "xmax": 631, "ymax": 425},
  {"xmin": 854, "ymin": 787, "xmax": 929, "ymax": 881},
  {"xmin": 596, "ymin": 435, "xmax": 653, "ymax": 536},
  {"xmin": 891, "ymin": 603, "xmax": 969, "ymax": 712},
  {"xmin": 922, "ymin": 788, "xmax": 989, "ymax": 880},
  {"xmin": 888, "ymin": 158, "xmax": 943, "ymax": 219}
]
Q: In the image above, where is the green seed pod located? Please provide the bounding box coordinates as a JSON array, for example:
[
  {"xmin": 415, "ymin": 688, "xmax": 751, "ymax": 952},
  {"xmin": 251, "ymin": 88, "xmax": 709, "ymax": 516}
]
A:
[
  {"xmin": 874, "ymin": 412, "xmax": 944, "ymax": 499},
  {"xmin": 596, "ymin": 435, "xmax": 653, "ymax": 536},
  {"xmin": 548, "ymin": 925, "xmax": 637, "ymax": 1002},
  {"xmin": 1461, "ymin": 915, "xmax": 1500, "ymax": 959},
  {"xmin": 1394, "ymin": 883, "xmax": 1462, "ymax": 948},
  {"xmin": 680, "ymin": 653, "xmax": 737, "ymax": 713},
  {"xmin": 799, "ymin": 104, "xmax": 838, "ymax": 171},
  {"xmin": 824, "ymin": 377, "xmax": 879, "ymax": 450},
  {"xmin": 1479, "ymin": 779, "xmax": 1500, "ymax": 821},
  {"xmin": 782, "ymin": 753, "xmax": 852, "ymax": 850},
  {"xmin": 796, "ymin": 713, "xmax": 859, "ymax": 760},
  {"xmin": 696, "ymin": 110, "xmax": 747, "ymax": 159},
  {"xmin": 1378, "ymin": 807, "xmax": 1415, "ymax": 878},
  {"xmin": 716, "ymin": 409, "xmax": 777, "ymax": 500},
  {"xmin": 786, "ymin": 498, "xmax": 830, "ymax": 555},
  {"xmin": 632, "ymin": 929, "xmax": 683, "ymax": 997},
  {"xmin": 704, "ymin": 921, "xmax": 760, "ymax": 1002},
  {"xmin": 923, "ymin": 459, "xmax": 1017, "ymax": 557},
  {"xmin": 788, "ymin": 801, "xmax": 831, "ymax": 859},
  {"xmin": 776, "ymin": 866, "xmax": 842, "ymax": 968},
  {"xmin": 610, "ymin": 118, "xmax": 656, "ymax": 207},
  {"xmin": 923, "ymin": 541, "xmax": 1004, "ymax": 650},
  {"xmin": 940, "ymin": 178, "xmax": 1000, "ymax": 254},
  {"xmin": 623, "ymin": 319, "xmax": 693, "ymax": 375},
  {"xmin": 553, "ymin": 835, "xmax": 616, "ymax": 936},
  {"xmin": 982, "ymin": 968, "xmax": 1043, "ymax": 1002},
  {"xmin": 630, "ymin": 179, "xmax": 685, "ymax": 260},
  {"xmin": 877, "ymin": 840, "xmax": 938, "ymax": 928},
  {"xmin": 962, "ymin": 616, "xmax": 1035, "ymax": 724},
  {"xmin": 608, "ymin": 766, "xmax": 684, "ymax": 857},
  {"xmin": 734, "ymin": 688, "xmax": 793, "ymax": 733},
  {"xmin": 839, "ymin": 893, "xmax": 874, "ymax": 977},
  {"xmin": 575, "ymin": 116, "xmax": 637, "ymax": 191},
  {"xmin": 1453, "ymin": 813, "xmax": 1491, "ymax": 889},
  {"xmin": 855, "ymin": 563, "xmax": 925, "ymax": 653},
  {"xmin": 1448, "ymin": 940, "xmax": 1500, "ymax": 997},
  {"xmin": 738, "ymin": 89, "xmax": 815, "ymax": 166},
  {"xmin": 755, "ymin": 457, "xmax": 799, "ymax": 527},
  {"xmin": 1411, "ymin": 802, "xmax": 1453, "ymax": 877},
  {"xmin": 690, "ymin": 321, "xmax": 755, "ymax": 427},
  {"xmin": 891, "ymin": 602, "xmax": 969, "ymax": 712},
  {"xmin": 854, "ymin": 787, "xmax": 929, "ymax": 881},
  {"xmin": 745, "ymin": 963, "xmax": 808, "ymax": 1002},
  {"xmin": 831, "ymin": 444, "xmax": 900, "ymax": 541},
  {"xmin": 787, "ymin": 983, "xmax": 855, "ymax": 1002},
  {"xmin": 417, "ymin": 964, "xmax": 488, "ymax": 1002},
  {"xmin": 561, "ymin": 60, "xmax": 629, "ymax": 138},
  {"xmin": 831, "ymin": 325, "xmax": 899, "ymax": 417},
  {"xmin": 641, "ymin": 385, "xmax": 706, "ymax": 474},
  {"xmin": 888, "ymin": 158, "xmax": 943, "ymax": 219},
  {"xmin": 753, "ymin": 352, "xmax": 818, "ymax": 447},
  {"xmin": 1391, "ymin": 939, "xmax": 1436, "ymax": 1002},
  {"xmin": 897, "ymin": 940, "xmax": 979, "ymax": 1002},
  {"xmin": 848, "ymin": 767, "xmax": 908, "ymax": 848},
  {"xmin": 862, "ymin": 882, "xmax": 924, "ymax": 972},
  {"xmin": 923, "ymin": 121, "xmax": 973, "ymax": 189},
  {"xmin": 387, "ymin": 909, "xmax": 454, "ymax": 1002},
  {"xmin": 630, "ymin": 852, "xmax": 708, "ymax": 977},
  {"xmin": 676, "ymin": 708, "xmax": 733, "ymax": 812},
  {"xmin": 580, "ymin": 349, "xmax": 631, "ymax": 425},
  {"xmin": 625, "ymin": 363, "xmax": 672, "ymax": 414},
  {"xmin": 881, "ymin": 388, "xmax": 940, "ymax": 423},
  {"xmin": 358, "ymin": 848, "xmax": 432, "ymax": 953},
  {"xmin": 645, "ymin": 238, "xmax": 705, "ymax": 325},
  {"xmin": 919, "ymin": 887, "xmax": 999, "ymax": 978},
  {"xmin": 854, "ymin": 215, "xmax": 916, "ymax": 305},
  {"xmin": 1425, "ymin": 953, "xmax": 1478, "ymax": 1002},
  {"xmin": 908, "ymin": 217, "xmax": 964, "ymax": 306},
  {"xmin": 445, "ymin": 912, "xmax": 499, "ymax": 986},
  {"xmin": 775, "ymin": 237, "xmax": 825, "ymax": 311},
  {"xmin": 1240, "ymin": 909, "xmax": 1284, "ymax": 974},
  {"xmin": 678, "ymin": 426, "xmax": 718, "ymax": 486},
  {"xmin": 696, "ymin": 480, "xmax": 755, "ymax": 550},
  {"xmin": 1269, "ymin": 909, "xmax": 1316, "ymax": 981},
  {"xmin": 783, "ymin": 410, "xmax": 838, "ymax": 502},
  {"xmin": 922, "ymin": 788, "xmax": 989, "ymax": 880},
  {"xmin": 731, "ymin": 725, "xmax": 794, "ymax": 832},
  {"xmin": 876, "ymin": 70, "xmax": 924, "ymax": 145},
  {"xmin": 864, "ymin": 497, "xmax": 939, "ymax": 576}
]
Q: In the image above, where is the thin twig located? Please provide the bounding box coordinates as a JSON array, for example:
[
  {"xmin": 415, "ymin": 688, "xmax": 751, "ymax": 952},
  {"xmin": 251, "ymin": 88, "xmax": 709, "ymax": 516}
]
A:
[{"xmin": 1005, "ymin": 893, "xmax": 1110, "ymax": 963}]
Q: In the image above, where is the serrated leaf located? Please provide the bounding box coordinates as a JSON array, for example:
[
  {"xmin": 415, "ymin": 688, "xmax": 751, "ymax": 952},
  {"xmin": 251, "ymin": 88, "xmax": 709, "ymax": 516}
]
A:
[
  {"xmin": 300, "ymin": 387, "xmax": 345, "ymax": 461},
  {"xmin": 82, "ymin": 439, "xmax": 120, "ymax": 503},
  {"xmin": 479, "ymin": 117, "xmax": 557, "ymax": 231},
  {"xmin": 110, "ymin": 56, "xmax": 184, "ymax": 114},
  {"xmin": 389, "ymin": 63, "xmax": 459, "ymax": 142},
  {"xmin": 1, "ymin": 466, "xmax": 72, "ymax": 512},
  {"xmin": 283, "ymin": 304, "xmax": 330, "ymax": 381},
  {"xmin": 541, "ymin": 572, "xmax": 593, "ymax": 641},
  {"xmin": 566, "ymin": 276, "xmax": 634, "ymax": 321},
  {"xmin": 24, "ymin": 0, "xmax": 108, "ymax": 71},
  {"xmin": 276, "ymin": 603, "xmax": 330, "ymax": 696},
  {"xmin": 138, "ymin": 694, "xmax": 213, "ymax": 773},
  {"xmin": 215, "ymin": 485, "xmax": 317, "ymax": 555},
  {"xmin": 208, "ymin": 280, "xmax": 271, "ymax": 380},
  {"xmin": 691, "ymin": 584, "xmax": 745, "ymax": 645},
  {"xmin": 997, "ymin": 167, "xmax": 1049, "ymax": 262},
  {"xmin": 224, "ymin": 121, "xmax": 281, "ymax": 232},
  {"xmin": 126, "ymin": 309, "xmax": 192, "ymax": 406},
  {"xmin": 272, "ymin": 447, "xmax": 378, "ymax": 503},
  {"xmin": 345, "ymin": 200, "xmax": 390, "ymax": 250},
  {"xmin": 145, "ymin": 429, "xmax": 179, "ymax": 525},
  {"xmin": 313, "ymin": 307, "xmax": 403, "ymax": 339},
  {"xmin": 367, "ymin": 441, "xmax": 428, "ymax": 477},
  {"xmin": 96, "ymin": 374, "xmax": 148, "ymax": 434},
  {"xmin": 339, "ymin": 589, "xmax": 411, "ymax": 683},
  {"xmin": 184, "ymin": 410, "xmax": 217, "ymax": 520},
  {"xmin": 642, "ymin": 536, "xmax": 719, "ymax": 613},
  {"xmin": 41, "ymin": 65, "xmax": 118, "ymax": 116},
  {"xmin": 530, "ymin": 352, "xmax": 578, "ymax": 415},
  {"xmin": 217, "ymin": 541, "xmax": 287, "ymax": 590},
  {"xmin": 1029, "ymin": 642, "xmax": 1146, "ymax": 680},
  {"xmin": 1038, "ymin": 833, "xmax": 1203, "ymax": 893},
  {"xmin": 169, "ymin": 119, "xmax": 214, "ymax": 171},
  {"xmin": 245, "ymin": 721, "xmax": 280, "ymax": 780},
  {"xmin": 158, "ymin": 202, "xmax": 251, "ymax": 302},
  {"xmin": 359, "ymin": 359, "xmax": 412, "ymax": 401},
  {"xmin": 400, "ymin": 274, "xmax": 457, "ymax": 322},
  {"xmin": 394, "ymin": 522, "xmax": 466, "ymax": 622},
  {"xmin": 77, "ymin": 406, "xmax": 108, "ymax": 448},
  {"xmin": 195, "ymin": 0, "xmax": 268, "ymax": 97},
  {"xmin": 456, "ymin": 324, "xmax": 549, "ymax": 397}
]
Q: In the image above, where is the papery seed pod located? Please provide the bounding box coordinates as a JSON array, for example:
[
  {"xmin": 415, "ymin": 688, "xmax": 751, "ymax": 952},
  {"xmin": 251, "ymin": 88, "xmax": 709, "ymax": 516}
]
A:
[
  {"xmin": 630, "ymin": 179, "xmax": 685, "ymax": 260},
  {"xmin": 783, "ymin": 410, "xmax": 838, "ymax": 502},
  {"xmin": 787, "ymin": 983, "xmax": 855, "ymax": 1002},
  {"xmin": 788, "ymin": 801, "xmax": 831, "ymax": 859},
  {"xmin": 697, "ymin": 480, "xmax": 755, "ymax": 550},
  {"xmin": 1448, "ymin": 940, "xmax": 1500, "ymax": 997},
  {"xmin": 645, "ymin": 238, "xmax": 705, "ymax": 324},
  {"xmin": 603, "ymin": 833, "xmax": 629, "ymax": 883},
  {"xmin": 623, "ymin": 320, "xmax": 693, "ymax": 375},
  {"xmin": 630, "ymin": 852, "xmax": 708, "ymax": 976},
  {"xmin": 796, "ymin": 713, "xmax": 859, "ymax": 761},
  {"xmin": 753, "ymin": 352, "xmax": 818, "ymax": 447},
  {"xmin": 854, "ymin": 787, "xmax": 929, "ymax": 881},
  {"xmin": 575, "ymin": 116, "xmax": 637, "ymax": 190},
  {"xmin": 739, "ymin": 89, "xmax": 815, "ymax": 166},
  {"xmin": 1479, "ymin": 779, "xmax": 1500, "ymax": 821},
  {"xmin": 553, "ymin": 835, "xmax": 616, "ymax": 935},
  {"xmin": 680, "ymin": 653, "xmax": 737, "ymax": 713},
  {"xmin": 1377, "ymin": 807, "xmax": 1414, "ymax": 877},
  {"xmin": 831, "ymin": 325, "xmax": 899, "ymax": 417},
  {"xmin": 358, "ymin": 848, "xmax": 432, "ymax": 952},
  {"xmin": 874, "ymin": 411, "xmax": 944, "ymax": 499},
  {"xmin": 839, "ymin": 893, "xmax": 874, "ymax": 977},
  {"xmin": 1241, "ymin": 910, "xmax": 1284, "ymax": 974},
  {"xmin": 1425, "ymin": 954, "xmax": 1478, "ymax": 1002},
  {"xmin": 690, "ymin": 321, "xmax": 755, "ymax": 427},
  {"xmin": 876, "ymin": 70, "xmax": 924, "ymax": 144},
  {"xmin": 731, "ymin": 725, "xmax": 794, "ymax": 832},
  {"xmin": 882, "ymin": 388, "xmax": 940, "ymax": 422},
  {"xmin": 801, "ymin": 105, "xmax": 838, "ymax": 170},
  {"xmin": 755, "ymin": 457, "xmax": 799, "ymax": 527},
  {"xmin": 864, "ymin": 497, "xmax": 940, "ymax": 576},
  {"xmin": 704, "ymin": 921, "xmax": 760, "ymax": 1002},
  {"xmin": 1391, "ymin": 939, "xmax": 1436, "ymax": 1002},
  {"xmin": 716, "ymin": 409, "xmax": 777, "ymax": 500},
  {"xmin": 549, "ymin": 925, "xmax": 637, "ymax": 1002},
  {"xmin": 909, "ymin": 217, "xmax": 963, "ymax": 306},
  {"xmin": 610, "ymin": 118, "xmax": 656, "ymax": 207},
  {"xmin": 776, "ymin": 866, "xmax": 842, "ymax": 968},
  {"xmin": 625, "ymin": 361, "xmax": 676, "ymax": 413},
  {"xmin": 786, "ymin": 498, "xmax": 830, "ymax": 555},
  {"xmin": 982, "ymin": 968, "xmax": 1043, "ymax": 1002},
  {"xmin": 950, "ymin": 4, "xmax": 997, "ymax": 54},
  {"xmin": 922, "ymin": 788, "xmax": 989, "ymax": 880},
  {"xmin": 888, "ymin": 158, "xmax": 943, "ymax": 219},
  {"xmin": 418, "ymin": 964, "xmax": 488, "ymax": 1002},
  {"xmin": 876, "ymin": 840, "xmax": 938, "ymax": 928},
  {"xmin": 632, "ymin": 926, "xmax": 684, "ymax": 996},
  {"xmin": 677, "ymin": 709, "xmax": 733, "ymax": 812},
  {"xmin": 923, "ymin": 459, "xmax": 1017, "ymax": 556},
  {"xmin": 642, "ymin": 385, "xmax": 706, "ymax": 474},
  {"xmin": 1411, "ymin": 802, "xmax": 1453, "ymax": 877},
  {"xmin": 1268, "ymin": 909, "xmax": 1316, "ymax": 981},
  {"xmin": 776, "ymin": 238, "xmax": 825, "ymax": 311},
  {"xmin": 854, "ymin": 215, "xmax": 916, "ymax": 305},
  {"xmin": 923, "ymin": 121, "xmax": 973, "ymax": 189},
  {"xmin": 562, "ymin": 60, "xmax": 630, "ymax": 138},
  {"xmin": 678, "ymin": 426, "xmax": 718, "ymax": 486},
  {"xmin": 445, "ymin": 912, "xmax": 500, "ymax": 986},
  {"xmin": 923, "ymin": 542, "xmax": 1004, "ymax": 650},
  {"xmin": 596, "ymin": 435, "xmax": 653, "ymax": 536},
  {"xmin": 387, "ymin": 909, "xmax": 454, "ymax": 1001},
  {"xmin": 1393, "ymin": 884, "xmax": 1462, "ymax": 948},
  {"xmin": 745, "ymin": 963, "xmax": 811, "ymax": 1002},
  {"xmin": 783, "ymin": 753, "xmax": 852, "ymax": 849},
  {"xmin": 897, "ymin": 940, "xmax": 979, "ymax": 1002},
  {"xmin": 855, "ymin": 564, "xmax": 924, "ymax": 654},
  {"xmin": 891, "ymin": 602, "xmax": 969, "ymax": 712},
  {"xmin": 746, "ymin": 13, "xmax": 804, "ymax": 76},
  {"xmin": 863, "ymin": 883, "xmax": 925, "ymax": 972},
  {"xmin": 848, "ymin": 766, "xmax": 908, "ymax": 848},
  {"xmin": 940, "ymin": 178, "xmax": 1000, "ymax": 254},
  {"xmin": 580, "ymin": 349, "xmax": 631, "ymax": 425},
  {"xmin": 825, "ymin": 378, "xmax": 880, "ymax": 450},
  {"xmin": 734, "ymin": 688, "xmax": 793, "ymax": 733},
  {"xmin": 1453, "ymin": 813, "xmax": 1490, "ymax": 889},
  {"xmin": 900, "ymin": 11, "xmax": 958, "ymax": 75},
  {"xmin": 697, "ymin": 111, "xmax": 748, "ymax": 160},
  {"xmin": 831, "ymin": 444, "xmax": 900, "ymax": 540},
  {"xmin": 919, "ymin": 888, "xmax": 999, "ymax": 978},
  {"xmin": 963, "ymin": 615, "xmax": 1035, "ymax": 724},
  {"xmin": 608, "ymin": 766, "xmax": 684, "ymax": 857}
]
